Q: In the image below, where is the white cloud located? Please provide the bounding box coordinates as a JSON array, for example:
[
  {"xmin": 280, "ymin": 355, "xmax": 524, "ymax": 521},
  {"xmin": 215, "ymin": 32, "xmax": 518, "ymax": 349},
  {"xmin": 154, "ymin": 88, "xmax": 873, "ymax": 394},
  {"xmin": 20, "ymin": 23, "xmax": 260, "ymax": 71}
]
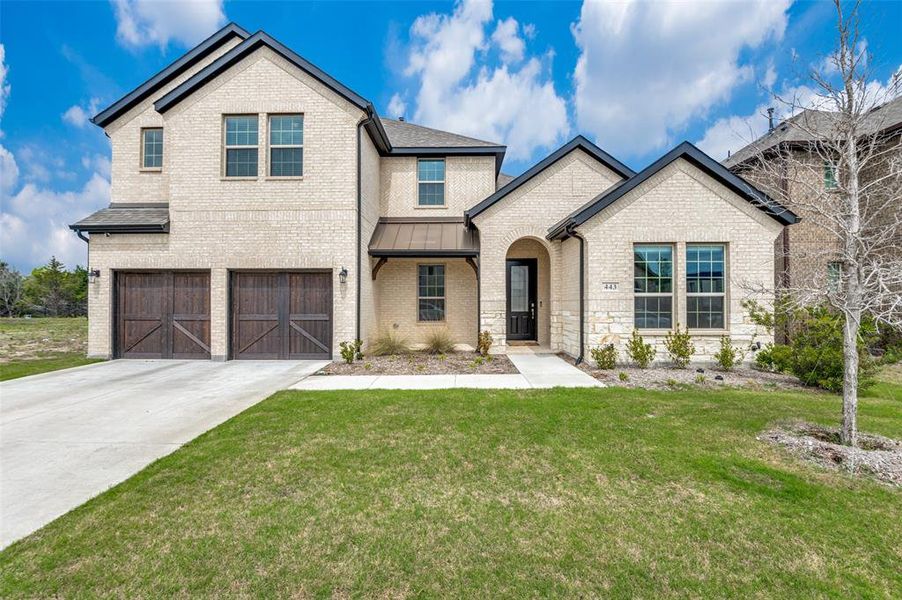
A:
[
  {"xmin": 572, "ymin": 0, "xmax": 790, "ymax": 157},
  {"xmin": 112, "ymin": 0, "xmax": 226, "ymax": 50},
  {"xmin": 387, "ymin": 93, "xmax": 407, "ymax": 119},
  {"xmin": 0, "ymin": 144, "xmax": 18, "ymax": 194},
  {"xmin": 491, "ymin": 17, "xmax": 525, "ymax": 64},
  {"xmin": 400, "ymin": 0, "xmax": 568, "ymax": 162},
  {"xmin": 0, "ymin": 44, "xmax": 9, "ymax": 123}
]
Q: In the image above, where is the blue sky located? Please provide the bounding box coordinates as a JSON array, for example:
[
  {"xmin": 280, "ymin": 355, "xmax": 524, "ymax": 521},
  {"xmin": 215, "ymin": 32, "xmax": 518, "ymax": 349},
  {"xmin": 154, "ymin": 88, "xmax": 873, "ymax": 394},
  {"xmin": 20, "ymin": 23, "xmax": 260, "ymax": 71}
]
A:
[{"xmin": 1, "ymin": 0, "xmax": 900, "ymax": 272}]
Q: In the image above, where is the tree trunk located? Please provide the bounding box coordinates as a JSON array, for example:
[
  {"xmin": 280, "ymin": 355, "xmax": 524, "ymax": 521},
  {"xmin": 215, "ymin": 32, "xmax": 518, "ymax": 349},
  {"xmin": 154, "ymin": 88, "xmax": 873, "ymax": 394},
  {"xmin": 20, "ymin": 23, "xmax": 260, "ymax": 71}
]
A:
[{"xmin": 840, "ymin": 311, "xmax": 859, "ymax": 446}]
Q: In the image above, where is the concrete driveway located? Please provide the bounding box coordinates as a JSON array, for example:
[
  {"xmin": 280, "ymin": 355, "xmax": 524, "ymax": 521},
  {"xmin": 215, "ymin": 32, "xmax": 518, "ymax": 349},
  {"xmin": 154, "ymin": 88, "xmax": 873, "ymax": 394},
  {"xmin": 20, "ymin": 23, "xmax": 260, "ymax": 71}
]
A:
[{"xmin": 0, "ymin": 359, "xmax": 326, "ymax": 548}]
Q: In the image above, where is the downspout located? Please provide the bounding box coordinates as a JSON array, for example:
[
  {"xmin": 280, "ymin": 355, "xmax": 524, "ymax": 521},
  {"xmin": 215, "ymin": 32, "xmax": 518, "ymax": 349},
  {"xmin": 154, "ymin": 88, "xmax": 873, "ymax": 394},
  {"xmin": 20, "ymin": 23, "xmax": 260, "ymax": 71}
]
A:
[
  {"xmin": 356, "ymin": 117, "xmax": 371, "ymax": 342},
  {"xmin": 569, "ymin": 227, "xmax": 586, "ymax": 365},
  {"xmin": 74, "ymin": 229, "xmax": 89, "ymax": 244}
]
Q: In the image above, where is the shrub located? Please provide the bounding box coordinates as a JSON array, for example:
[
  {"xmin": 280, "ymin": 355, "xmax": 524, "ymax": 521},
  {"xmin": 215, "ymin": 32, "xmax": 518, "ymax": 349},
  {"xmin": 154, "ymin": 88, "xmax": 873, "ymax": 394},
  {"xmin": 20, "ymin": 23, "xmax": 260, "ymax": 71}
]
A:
[
  {"xmin": 695, "ymin": 374, "xmax": 706, "ymax": 384},
  {"xmin": 370, "ymin": 330, "xmax": 411, "ymax": 356},
  {"xmin": 754, "ymin": 343, "xmax": 793, "ymax": 373},
  {"xmin": 339, "ymin": 339, "xmax": 361, "ymax": 364},
  {"xmin": 618, "ymin": 371, "xmax": 629, "ymax": 382},
  {"xmin": 625, "ymin": 329, "xmax": 655, "ymax": 368},
  {"xmin": 476, "ymin": 330, "xmax": 493, "ymax": 356},
  {"xmin": 713, "ymin": 335, "xmax": 743, "ymax": 371},
  {"xmin": 788, "ymin": 306, "xmax": 876, "ymax": 392},
  {"xmin": 590, "ymin": 344, "xmax": 617, "ymax": 370},
  {"xmin": 423, "ymin": 328, "xmax": 455, "ymax": 354},
  {"xmin": 664, "ymin": 324, "xmax": 695, "ymax": 368}
]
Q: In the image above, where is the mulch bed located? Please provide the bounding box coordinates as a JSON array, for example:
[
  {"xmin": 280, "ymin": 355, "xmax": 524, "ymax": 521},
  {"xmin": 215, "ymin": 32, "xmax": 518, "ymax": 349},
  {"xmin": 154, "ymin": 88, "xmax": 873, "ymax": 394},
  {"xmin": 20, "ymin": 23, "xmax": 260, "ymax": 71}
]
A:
[
  {"xmin": 560, "ymin": 353, "xmax": 807, "ymax": 391},
  {"xmin": 759, "ymin": 422, "xmax": 902, "ymax": 486},
  {"xmin": 320, "ymin": 352, "xmax": 519, "ymax": 375}
]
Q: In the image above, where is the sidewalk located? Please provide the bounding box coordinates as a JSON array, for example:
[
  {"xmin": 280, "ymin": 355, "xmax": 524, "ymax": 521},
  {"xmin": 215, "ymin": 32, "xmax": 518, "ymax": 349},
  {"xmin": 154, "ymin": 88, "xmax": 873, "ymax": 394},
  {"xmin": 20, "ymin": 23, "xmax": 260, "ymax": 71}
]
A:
[{"xmin": 290, "ymin": 353, "xmax": 602, "ymax": 390}]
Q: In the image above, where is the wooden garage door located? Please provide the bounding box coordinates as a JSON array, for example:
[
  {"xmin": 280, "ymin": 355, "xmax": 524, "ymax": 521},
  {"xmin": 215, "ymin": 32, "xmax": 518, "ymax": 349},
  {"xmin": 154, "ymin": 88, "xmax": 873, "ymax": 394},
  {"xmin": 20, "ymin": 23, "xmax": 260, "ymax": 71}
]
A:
[
  {"xmin": 231, "ymin": 271, "xmax": 332, "ymax": 359},
  {"xmin": 116, "ymin": 271, "xmax": 211, "ymax": 359}
]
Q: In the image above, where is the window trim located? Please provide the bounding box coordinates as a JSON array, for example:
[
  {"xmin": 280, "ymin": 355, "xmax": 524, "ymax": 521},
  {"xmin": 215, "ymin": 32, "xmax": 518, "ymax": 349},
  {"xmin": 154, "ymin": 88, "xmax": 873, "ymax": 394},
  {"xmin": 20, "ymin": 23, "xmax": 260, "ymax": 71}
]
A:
[
  {"xmin": 222, "ymin": 114, "xmax": 259, "ymax": 179},
  {"xmin": 417, "ymin": 263, "xmax": 446, "ymax": 323},
  {"xmin": 685, "ymin": 243, "xmax": 728, "ymax": 331},
  {"xmin": 267, "ymin": 113, "xmax": 304, "ymax": 179},
  {"xmin": 416, "ymin": 157, "xmax": 446, "ymax": 208},
  {"xmin": 140, "ymin": 127, "xmax": 163, "ymax": 172},
  {"xmin": 633, "ymin": 243, "xmax": 675, "ymax": 331}
]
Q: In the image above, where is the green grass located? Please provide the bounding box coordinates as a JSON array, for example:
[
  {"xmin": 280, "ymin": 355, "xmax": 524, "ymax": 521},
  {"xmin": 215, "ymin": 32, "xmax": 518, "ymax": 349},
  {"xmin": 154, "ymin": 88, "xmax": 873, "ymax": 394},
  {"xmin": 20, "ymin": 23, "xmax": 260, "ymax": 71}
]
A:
[
  {"xmin": 2, "ymin": 383, "xmax": 900, "ymax": 598},
  {"xmin": 0, "ymin": 317, "xmax": 100, "ymax": 380}
]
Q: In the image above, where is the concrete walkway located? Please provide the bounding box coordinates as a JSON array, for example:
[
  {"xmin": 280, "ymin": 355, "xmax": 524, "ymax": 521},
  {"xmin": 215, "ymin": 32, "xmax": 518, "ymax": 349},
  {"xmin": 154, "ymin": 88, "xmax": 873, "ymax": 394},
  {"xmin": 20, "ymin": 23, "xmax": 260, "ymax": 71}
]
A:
[
  {"xmin": 291, "ymin": 352, "xmax": 601, "ymax": 390},
  {"xmin": 0, "ymin": 359, "xmax": 326, "ymax": 548}
]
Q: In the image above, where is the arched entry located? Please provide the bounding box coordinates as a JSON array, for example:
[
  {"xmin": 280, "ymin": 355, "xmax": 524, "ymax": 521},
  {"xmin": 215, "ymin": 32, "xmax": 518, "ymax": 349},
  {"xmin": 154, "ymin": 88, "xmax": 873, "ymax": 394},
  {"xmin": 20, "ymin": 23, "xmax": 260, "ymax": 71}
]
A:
[{"xmin": 505, "ymin": 237, "xmax": 552, "ymax": 347}]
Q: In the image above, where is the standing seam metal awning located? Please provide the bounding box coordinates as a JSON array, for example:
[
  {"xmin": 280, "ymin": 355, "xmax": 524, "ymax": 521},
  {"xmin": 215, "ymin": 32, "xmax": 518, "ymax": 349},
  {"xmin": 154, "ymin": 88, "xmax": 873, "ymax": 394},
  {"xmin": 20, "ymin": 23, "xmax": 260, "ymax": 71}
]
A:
[{"xmin": 368, "ymin": 217, "xmax": 479, "ymax": 257}]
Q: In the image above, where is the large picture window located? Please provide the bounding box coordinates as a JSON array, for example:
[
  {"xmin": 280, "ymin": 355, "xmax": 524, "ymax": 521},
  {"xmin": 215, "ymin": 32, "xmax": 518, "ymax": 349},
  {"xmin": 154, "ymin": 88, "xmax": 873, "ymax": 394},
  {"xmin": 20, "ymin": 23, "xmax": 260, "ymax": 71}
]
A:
[
  {"xmin": 686, "ymin": 244, "xmax": 725, "ymax": 329},
  {"xmin": 418, "ymin": 264, "xmax": 445, "ymax": 321},
  {"xmin": 142, "ymin": 128, "xmax": 163, "ymax": 169},
  {"xmin": 224, "ymin": 115, "xmax": 258, "ymax": 177},
  {"xmin": 269, "ymin": 115, "xmax": 303, "ymax": 177},
  {"xmin": 634, "ymin": 245, "xmax": 673, "ymax": 329},
  {"xmin": 417, "ymin": 158, "xmax": 445, "ymax": 206}
]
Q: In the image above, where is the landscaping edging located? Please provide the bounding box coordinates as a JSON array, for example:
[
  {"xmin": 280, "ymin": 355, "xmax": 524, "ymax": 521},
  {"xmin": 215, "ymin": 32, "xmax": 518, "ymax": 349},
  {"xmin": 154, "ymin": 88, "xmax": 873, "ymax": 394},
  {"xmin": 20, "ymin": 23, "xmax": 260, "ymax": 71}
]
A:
[{"xmin": 320, "ymin": 352, "xmax": 518, "ymax": 376}]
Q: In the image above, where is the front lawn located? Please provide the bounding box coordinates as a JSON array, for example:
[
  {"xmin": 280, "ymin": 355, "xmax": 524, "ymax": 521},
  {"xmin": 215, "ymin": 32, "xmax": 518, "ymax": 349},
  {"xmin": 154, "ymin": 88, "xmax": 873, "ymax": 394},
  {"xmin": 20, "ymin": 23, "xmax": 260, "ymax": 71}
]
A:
[
  {"xmin": 2, "ymin": 384, "xmax": 900, "ymax": 597},
  {"xmin": 0, "ymin": 317, "xmax": 100, "ymax": 380}
]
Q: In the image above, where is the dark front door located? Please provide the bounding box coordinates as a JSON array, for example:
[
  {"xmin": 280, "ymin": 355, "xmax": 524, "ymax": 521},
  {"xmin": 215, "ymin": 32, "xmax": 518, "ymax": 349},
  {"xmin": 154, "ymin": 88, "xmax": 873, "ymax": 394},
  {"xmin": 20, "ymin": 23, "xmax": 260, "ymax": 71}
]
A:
[
  {"xmin": 506, "ymin": 258, "xmax": 537, "ymax": 341},
  {"xmin": 116, "ymin": 271, "xmax": 211, "ymax": 359},
  {"xmin": 230, "ymin": 271, "xmax": 332, "ymax": 359}
]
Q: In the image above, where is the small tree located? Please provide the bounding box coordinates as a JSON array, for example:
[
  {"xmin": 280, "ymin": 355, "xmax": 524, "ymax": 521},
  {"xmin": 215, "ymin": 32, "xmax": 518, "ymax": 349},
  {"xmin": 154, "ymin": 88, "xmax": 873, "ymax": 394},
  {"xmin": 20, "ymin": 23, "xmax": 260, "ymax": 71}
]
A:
[
  {"xmin": 0, "ymin": 261, "xmax": 24, "ymax": 317},
  {"xmin": 21, "ymin": 257, "xmax": 87, "ymax": 316},
  {"xmin": 664, "ymin": 325, "xmax": 695, "ymax": 368},
  {"xmin": 740, "ymin": 1, "xmax": 901, "ymax": 446}
]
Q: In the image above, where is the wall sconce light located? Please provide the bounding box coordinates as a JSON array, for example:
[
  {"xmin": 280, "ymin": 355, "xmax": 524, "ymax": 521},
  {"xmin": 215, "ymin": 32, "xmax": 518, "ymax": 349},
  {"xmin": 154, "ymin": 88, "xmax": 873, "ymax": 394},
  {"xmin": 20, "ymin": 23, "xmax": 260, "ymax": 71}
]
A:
[
  {"xmin": 88, "ymin": 269, "xmax": 101, "ymax": 284},
  {"xmin": 339, "ymin": 267, "xmax": 348, "ymax": 284}
]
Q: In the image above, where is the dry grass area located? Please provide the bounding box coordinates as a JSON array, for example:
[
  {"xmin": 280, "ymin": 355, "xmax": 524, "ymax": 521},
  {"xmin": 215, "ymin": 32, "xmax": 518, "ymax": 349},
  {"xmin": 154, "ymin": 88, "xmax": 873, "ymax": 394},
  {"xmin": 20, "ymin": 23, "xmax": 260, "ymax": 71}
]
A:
[
  {"xmin": 321, "ymin": 351, "xmax": 518, "ymax": 375},
  {"xmin": 0, "ymin": 318, "xmax": 99, "ymax": 380}
]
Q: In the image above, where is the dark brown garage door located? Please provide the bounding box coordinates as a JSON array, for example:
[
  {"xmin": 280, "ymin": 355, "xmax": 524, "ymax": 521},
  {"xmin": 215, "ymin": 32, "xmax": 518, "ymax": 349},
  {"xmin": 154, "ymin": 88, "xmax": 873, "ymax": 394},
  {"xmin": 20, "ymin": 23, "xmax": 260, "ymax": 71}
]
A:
[
  {"xmin": 116, "ymin": 271, "xmax": 211, "ymax": 359},
  {"xmin": 230, "ymin": 271, "xmax": 332, "ymax": 359}
]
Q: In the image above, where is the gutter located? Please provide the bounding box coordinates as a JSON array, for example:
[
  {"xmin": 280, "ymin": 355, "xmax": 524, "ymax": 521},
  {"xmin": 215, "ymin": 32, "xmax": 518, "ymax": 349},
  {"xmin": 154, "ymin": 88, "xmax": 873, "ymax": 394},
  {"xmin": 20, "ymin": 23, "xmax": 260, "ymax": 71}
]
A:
[
  {"xmin": 568, "ymin": 227, "xmax": 586, "ymax": 365},
  {"xmin": 73, "ymin": 229, "xmax": 90, "ymax": 244}
]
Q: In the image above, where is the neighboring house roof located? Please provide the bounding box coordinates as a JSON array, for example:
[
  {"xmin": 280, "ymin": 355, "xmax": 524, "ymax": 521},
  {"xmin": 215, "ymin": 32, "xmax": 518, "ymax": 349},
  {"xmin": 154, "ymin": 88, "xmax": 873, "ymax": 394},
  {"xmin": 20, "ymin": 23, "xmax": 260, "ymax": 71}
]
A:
[
  {"xmin": 548, "ymin": 141, "xmax": 799, "ymax": 240},
  {"xmin": 724, "ymin": 95, "xmax": 902, "ymax": 168},
  {"xmin": 69, "ymin": 204, "xmax": 170, "ymax": 234},
  {"xmin": 464, "ymin": 135, "xmax": 635, "ymax": 226},
  {"xmin": 381, "ymin": 118, "xmax": 500, "ymax": 149},
  {"xmin": 368, "ymin": 217, "xmax": 479, "ymax": 257},
  {"xmin": 496, "ymin": 172, "xmax": 515, "ymax": 190},
  {"xmin": 92, "ymin": 23, "xmax": 250, "ymax": 128}
]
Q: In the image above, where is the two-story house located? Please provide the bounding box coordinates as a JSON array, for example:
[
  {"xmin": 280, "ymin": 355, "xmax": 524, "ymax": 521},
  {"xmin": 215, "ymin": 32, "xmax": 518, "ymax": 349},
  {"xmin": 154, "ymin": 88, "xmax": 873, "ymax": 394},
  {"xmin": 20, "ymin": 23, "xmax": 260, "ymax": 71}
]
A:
[{"xmin": 71, "ymin": 23, "xmax": 798, "ymax": 362}]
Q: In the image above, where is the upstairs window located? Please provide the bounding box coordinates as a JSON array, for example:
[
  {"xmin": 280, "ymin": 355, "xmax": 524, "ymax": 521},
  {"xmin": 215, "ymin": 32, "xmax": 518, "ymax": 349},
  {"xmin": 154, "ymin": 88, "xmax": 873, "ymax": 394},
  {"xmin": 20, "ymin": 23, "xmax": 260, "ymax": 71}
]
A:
[
  {"xmin": 633, "ymin": 245, "xmax": 673, "ymax": 329},
  {"xmin": 686, "ymin": 244, "xmax": 726, "ymax": 329},
  {"xmin": 417, "ymin": 158, "xmax": 445, "ymax": 206},
  {"xmin": 824, "ymin": 160, "xmax": 838, "ymax": 190},
  {"xmin": 224, "ymin": 116, "xmax": 258, "ymax": 177},
  {"xmin": 269, "ymin": 115, "xmax": 303, "ymax": 177},
  {"xmin": 142, "ymin": 128, "xmax": 163, "ymax": 169},
  {"xmin": 827, "ymin": 261, "xmax": 843, "ymax": 292},
  {"xmin": 418, "ymin": 264, "xmax": 445, "ymax": 321}
]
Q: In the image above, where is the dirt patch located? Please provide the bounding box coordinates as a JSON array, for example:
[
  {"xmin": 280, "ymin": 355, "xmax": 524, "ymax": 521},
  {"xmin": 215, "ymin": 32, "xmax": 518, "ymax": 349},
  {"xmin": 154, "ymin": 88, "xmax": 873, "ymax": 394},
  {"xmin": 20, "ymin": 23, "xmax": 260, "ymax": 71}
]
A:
[
  {"xmin": 320, "ymin": 352, "xmax": 519, "ymax": 375},
  {"xmin": 560, "ymin": 353, "xmax": 806, "ymax": 391},
  {"xmin": 0, "ymin": 317, "xmax": 88, "ymax": 362},
  {"xmin": 759, "ymin": 422, "xmax": 902, "ymax": 486}
]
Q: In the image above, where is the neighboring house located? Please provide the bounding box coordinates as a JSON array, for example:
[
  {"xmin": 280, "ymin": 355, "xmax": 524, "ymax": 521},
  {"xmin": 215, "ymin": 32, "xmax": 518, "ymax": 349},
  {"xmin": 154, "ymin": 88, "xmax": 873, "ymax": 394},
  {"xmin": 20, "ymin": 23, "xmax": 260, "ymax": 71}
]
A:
[
  {"xmin": 71, "ymin": 23, "xmax": 797, "ymax": 362},
  {"xmin": 724, "ymin": 96, "xmax": 902, "ymax": 294}
]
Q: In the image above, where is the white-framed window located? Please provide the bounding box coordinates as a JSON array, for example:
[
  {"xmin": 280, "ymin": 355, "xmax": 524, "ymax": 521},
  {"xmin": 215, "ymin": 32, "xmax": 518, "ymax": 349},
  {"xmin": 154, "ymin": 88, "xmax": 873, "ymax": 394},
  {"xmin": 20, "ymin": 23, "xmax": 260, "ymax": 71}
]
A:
[
  {"xmin": 827, "ymin": 260, "xmax": 843, "ymax": 292},
  {"xmin": 417, "ymin": 158, "xmax": 445, "ymax": 206},
  {"xmin": 224, "ymin": 115, "xmax": 258, "ymax": 177},
  {"xmin": 418, "ymin": 264, "xmax": 445, "ymax": 321},
  {"xmin": 141, "ymin": 128, "xmax": 163, "ymax": 169},
  {"xmin": 686, "ymin": 244, "xmax": 726, "ymax": 329},
  {"xmin": 633, "ymin": 245, "xmax": 673, "ymax": 329},
  {"xmin": 269, "ymin": 114, "xmax": 303, "ymax": 177}
]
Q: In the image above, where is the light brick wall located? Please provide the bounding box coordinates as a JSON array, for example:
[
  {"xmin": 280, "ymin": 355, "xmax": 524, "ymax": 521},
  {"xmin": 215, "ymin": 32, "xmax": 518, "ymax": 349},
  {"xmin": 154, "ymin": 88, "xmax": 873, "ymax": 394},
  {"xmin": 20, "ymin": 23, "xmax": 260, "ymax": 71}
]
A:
[
  {"xmin": 360, "ymin": 131, "xmax": 381, "ymax": 347},
  {"xmin": 576, "ymin": 158, "xmax": 783, "ymax": 362},
  {"xmin": 88, "ymin": 48, "xmax": 365, "ymax": 359},
  {"xmin": 559, "ymin": 236, "xmax": 582, "ymax": 357},
  {"xmin": 372, "ymin": 258, "xmax": 477, "ymax": 347},
  {"xmin": 472, "ymin": 149, "xmax": 624, "ymax": 352},
  {"xmin": 380, "ymin": 156, "xmax": 496, "ymax": 217},
  {"xmin": 108, "ymin": 37, "xmax": 242, "ymax": 205}
]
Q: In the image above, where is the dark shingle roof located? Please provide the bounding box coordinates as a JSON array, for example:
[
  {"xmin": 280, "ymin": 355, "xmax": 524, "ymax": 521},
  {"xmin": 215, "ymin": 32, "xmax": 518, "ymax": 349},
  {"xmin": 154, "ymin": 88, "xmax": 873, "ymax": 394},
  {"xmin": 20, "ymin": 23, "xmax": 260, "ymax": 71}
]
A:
[
  {"xmin": 380, "ymin": 118, "xmax": 501, "ymax": 148},
  {"xmin": 724, "ymin": 95, "xmax": 902, "ymax": 168},
  {"xmin": 69, "ymin": 205, "xmax": 170, "ymax": 233}
]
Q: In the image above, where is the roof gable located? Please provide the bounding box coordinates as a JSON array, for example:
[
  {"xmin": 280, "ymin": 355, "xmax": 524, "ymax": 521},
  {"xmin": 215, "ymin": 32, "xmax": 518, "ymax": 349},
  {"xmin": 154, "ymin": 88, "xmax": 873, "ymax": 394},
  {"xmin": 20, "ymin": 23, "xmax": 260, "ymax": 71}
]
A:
[
  {"xmin": 464, "ymin": 135, "xmax": 634, "ymax": 225},
  {"xmin": 548, "ymin": 141, "xmax": 798, "ymax": 240},
  {"xmin": 92, "ymin": 23, "xmax": 250, "ymax": 128}
]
